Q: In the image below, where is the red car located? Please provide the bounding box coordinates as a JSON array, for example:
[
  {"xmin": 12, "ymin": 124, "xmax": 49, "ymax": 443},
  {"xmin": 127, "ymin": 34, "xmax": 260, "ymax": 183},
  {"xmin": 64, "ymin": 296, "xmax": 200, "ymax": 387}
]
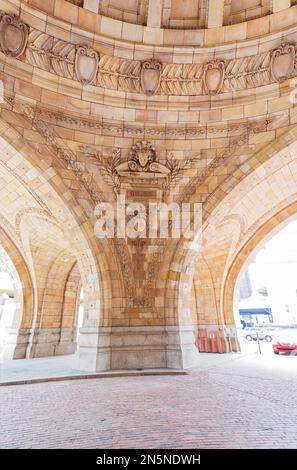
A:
[{"xmin": 273, "ymin": 330, "xmax": 297, "ymax": 355}]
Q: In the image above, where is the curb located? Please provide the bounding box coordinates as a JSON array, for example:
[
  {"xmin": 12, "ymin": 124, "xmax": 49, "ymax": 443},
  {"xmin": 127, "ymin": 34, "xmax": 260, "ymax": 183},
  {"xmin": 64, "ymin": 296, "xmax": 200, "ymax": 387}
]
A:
[{"xmin": 0, "ymin": 369, "xmax": 187, "ymax": 386}]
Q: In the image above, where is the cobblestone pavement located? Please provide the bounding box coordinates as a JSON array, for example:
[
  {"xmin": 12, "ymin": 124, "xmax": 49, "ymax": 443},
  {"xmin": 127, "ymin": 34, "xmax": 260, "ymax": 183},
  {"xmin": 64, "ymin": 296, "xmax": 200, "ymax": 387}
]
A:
[{"xmin": 1, "ymin": 353, "xmax": 297, "ymax": 449}]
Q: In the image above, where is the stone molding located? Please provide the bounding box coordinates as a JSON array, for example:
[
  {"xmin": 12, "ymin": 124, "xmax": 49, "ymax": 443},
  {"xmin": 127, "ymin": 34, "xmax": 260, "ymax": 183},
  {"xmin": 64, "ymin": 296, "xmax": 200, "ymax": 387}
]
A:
[
  {"xmin": 34, "ymin": 105, "xmax": 280, "ymax": 139},
  {"xmin": 0, "ymin": 13, "xmax": 297, "ymax": 96}
]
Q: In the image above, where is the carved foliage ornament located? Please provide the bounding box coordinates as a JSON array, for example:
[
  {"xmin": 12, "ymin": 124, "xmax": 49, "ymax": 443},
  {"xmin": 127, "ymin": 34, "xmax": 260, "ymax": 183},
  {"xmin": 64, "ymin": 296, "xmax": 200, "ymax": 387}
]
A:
[
  {"xmin": 0, "ymin": 11, "xmax": 297, "ymax": 96},
  {"xmin": 91, "ymin": 141, "xmax": 185, "ymax": 197},
  {"xmin": 270, "ymin": 44, "xmax": 296, "ymax": 83},
  {"xmin": 75, "ymin": 46, "xmax": 99, "ymax": 85},
  {"xmin": 0, "ymin": 14, "xmax": 28, "ymax": 58},
  {"xmin": 140, "ymin": 59, "xmax": 162, "ymax": 96},
  {"xmin": 203, "ymin": 60, "xmax": 225, "ymax": 96}
]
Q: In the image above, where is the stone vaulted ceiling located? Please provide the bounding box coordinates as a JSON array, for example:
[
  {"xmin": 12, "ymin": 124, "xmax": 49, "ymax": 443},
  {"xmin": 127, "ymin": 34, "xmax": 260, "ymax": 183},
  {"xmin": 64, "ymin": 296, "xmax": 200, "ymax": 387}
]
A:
[
  {"xmin": 1, "ymin": 0, "xmax": 297, "ymax": 343},
  {"xmin": 67, "ymin": 0, "xmax": 274, "ymax": 28},
  {"xmin": 0, "ymin": 0, "xmax": 297, "ymax": 302}
]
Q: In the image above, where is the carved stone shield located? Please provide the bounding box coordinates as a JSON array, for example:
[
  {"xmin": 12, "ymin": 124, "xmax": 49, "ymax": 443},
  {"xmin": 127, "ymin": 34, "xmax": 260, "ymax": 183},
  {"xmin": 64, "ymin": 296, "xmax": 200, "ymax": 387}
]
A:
[
  {"xmin": 0, "ymin": 14, "xmax": 28, "ymax": 58},
  {"xmin": 271, "ymin": 44, "xmax": 295, "ymax": 83},
  {"xmin": 203, "ymin": 60, "xmax": 225, "ymax": 96},
  {"xmin": 75, "ymin": 46, "xmax": 99, "ymax": 85},
  {"xmin": 141, "ymin": 59, "xmax": 162, "ymax": 96}
]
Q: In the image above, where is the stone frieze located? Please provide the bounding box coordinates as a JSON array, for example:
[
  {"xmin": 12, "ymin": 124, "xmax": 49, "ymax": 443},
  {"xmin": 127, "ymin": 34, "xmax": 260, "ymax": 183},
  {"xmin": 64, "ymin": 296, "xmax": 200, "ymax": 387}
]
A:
[{"xmin": 0, "ymin": 13, "xmax": 296, "ymax": 96}]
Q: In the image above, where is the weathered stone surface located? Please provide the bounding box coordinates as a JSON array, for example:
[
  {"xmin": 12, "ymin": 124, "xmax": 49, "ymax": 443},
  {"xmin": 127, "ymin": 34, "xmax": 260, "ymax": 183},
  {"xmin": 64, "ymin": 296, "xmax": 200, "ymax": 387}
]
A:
[{"xmin": 0, "ymin": 0, "xmax": 297, "ymax": 374}]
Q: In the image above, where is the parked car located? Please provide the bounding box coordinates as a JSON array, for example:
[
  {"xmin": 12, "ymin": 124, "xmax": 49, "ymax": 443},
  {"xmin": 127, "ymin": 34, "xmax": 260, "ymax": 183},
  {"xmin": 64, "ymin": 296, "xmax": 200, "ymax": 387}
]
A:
[
  {"xmin": 273, "ymin": 330, "xmax": 297, "ymax": 355},
  {"xmin": 244, "ymin": 327, "xmax": 275, "ymax": 342}
]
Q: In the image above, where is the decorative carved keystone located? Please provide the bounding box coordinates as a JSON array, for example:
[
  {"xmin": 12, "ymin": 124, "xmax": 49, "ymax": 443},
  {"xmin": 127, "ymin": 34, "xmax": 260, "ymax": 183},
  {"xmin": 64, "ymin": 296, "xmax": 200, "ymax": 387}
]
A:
[
  {"xmin": 128, "ymin": 141, "xmax": 157, "ymax": 172},
  {"xmin": 75, "ymin": 46, "xmax": 99, "ymax": 85},
  {"xmin": 270, "ymin": 44, "xmax": 296, "ymax": 83},
  {"xmin": 115, "ymin": 141, "xmax": 169, "ymax": 175},
  {"xmin": 0, "ymin": 14, "xmax": 28, "ymax": 58},
  {"xmin": 140, "ymin": 59, "xmax": 162, "ymax": 96},
  {"xmin": 203, "ymin": 60, "xmax": 225, "ymax": 96}
]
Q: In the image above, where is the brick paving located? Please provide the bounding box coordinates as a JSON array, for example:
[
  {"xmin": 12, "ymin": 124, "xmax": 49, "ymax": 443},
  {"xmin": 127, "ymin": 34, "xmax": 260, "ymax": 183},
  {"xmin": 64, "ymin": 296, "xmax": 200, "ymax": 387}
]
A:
[{"xmin": 1, "ymin": 354, "xmax": 297, "ymax": 449}]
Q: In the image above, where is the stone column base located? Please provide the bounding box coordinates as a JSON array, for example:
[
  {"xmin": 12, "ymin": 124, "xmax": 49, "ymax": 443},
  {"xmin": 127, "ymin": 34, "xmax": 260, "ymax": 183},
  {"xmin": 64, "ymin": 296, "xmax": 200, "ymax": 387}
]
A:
[
  {"xmin": 30, "ymin": 328, "xmax": 77, "ymax": 358},
  {"xmin": 55, "ymin": 328, "xmax": 77, "ymax": 356},
  {"xmin": 74, "ymin": 325, "xmax": 199, "ymax": 372},
  {"xmin": 1, "ymin": 328, "xmax": 31, "ymax": 360},
  {"xmin": 73, "ymin": 327, "xmax": 111, "ymax": 372},
  {"xmin": 166, "ymin": 326, "xmax": 200, "ymax": 369}
]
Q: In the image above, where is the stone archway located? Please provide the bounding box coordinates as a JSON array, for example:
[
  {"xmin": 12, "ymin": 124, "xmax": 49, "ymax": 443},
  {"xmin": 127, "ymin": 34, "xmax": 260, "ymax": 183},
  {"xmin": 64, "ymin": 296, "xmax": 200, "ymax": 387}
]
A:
[
  {"xmin": 162, "ymin": 136, "xmax": 297, "ymax": 359},
  {"xmin": 223, "ymin": 202, "xmax": 297, "ymax": 335},
  {"xmin": 2, "ymin": 0, "xmax": 297, "ymax": 374},
  {"xmin": 0, "ymin": 120, "xmax": 120, "ymax": 371},
  {"xmin": 0, "ymin": 225, "xmax": 34, "ymax": 359}
]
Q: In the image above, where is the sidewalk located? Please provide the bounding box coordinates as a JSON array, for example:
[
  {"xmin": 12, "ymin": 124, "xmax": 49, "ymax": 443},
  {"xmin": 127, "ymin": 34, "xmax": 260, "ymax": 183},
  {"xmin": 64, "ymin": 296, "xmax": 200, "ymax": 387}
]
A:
[
  {"xmin": 1, "ymin": 340, "xmax": 294, "ymax": 386},
  {"xmin": 0, "ymin": 354, "xmax": 186, "ymax": 385}
]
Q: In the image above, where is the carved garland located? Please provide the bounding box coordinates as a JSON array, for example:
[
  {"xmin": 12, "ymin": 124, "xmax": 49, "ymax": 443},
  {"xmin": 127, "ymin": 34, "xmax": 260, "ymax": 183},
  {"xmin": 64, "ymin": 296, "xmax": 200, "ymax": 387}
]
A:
[
  {"xmin": 0, "ymin": 13, "xmax": 296, "ymax": 96},
  {"xmin": 25, "ymin": 30, "xmax": 99, "ymax": 85}
]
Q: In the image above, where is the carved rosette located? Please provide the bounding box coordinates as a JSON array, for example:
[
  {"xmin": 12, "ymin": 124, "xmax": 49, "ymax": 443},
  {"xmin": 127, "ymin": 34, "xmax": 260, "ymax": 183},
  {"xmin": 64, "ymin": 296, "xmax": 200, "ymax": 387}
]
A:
[
  {"xmin": 0, "ymin": 14, "xmax": 28, "ymax": 58},
  {"xmin": 75, "ymin": 46, "xmax": 99, "ymax": 85},
  {"xmin": 203, "ymin": 60, "xmax": 225, "ymax": 96},
  {"xmin": 140, "ymin": 59, "xmax": 162, "ymax": 96},
  {"xmin": 270, "ymin": 44, "xmax": 296, "ymax": 83}
]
